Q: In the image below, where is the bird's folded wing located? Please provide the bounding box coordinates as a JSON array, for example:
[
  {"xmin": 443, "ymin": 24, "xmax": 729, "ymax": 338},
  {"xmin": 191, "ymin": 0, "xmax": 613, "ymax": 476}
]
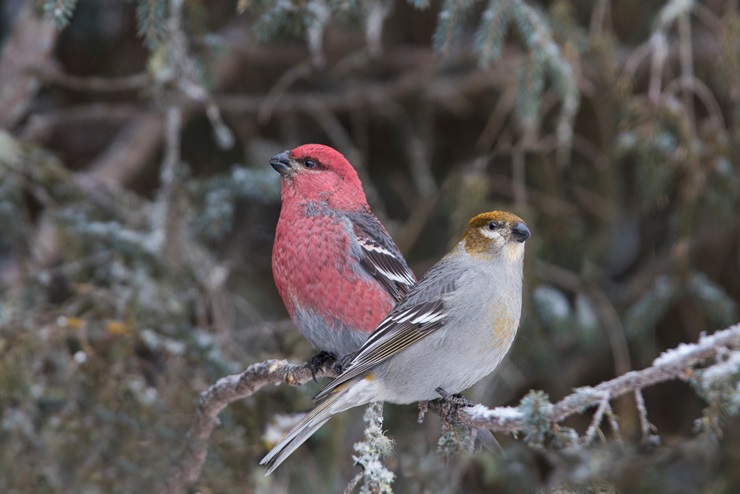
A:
[
  {"xmin": 313, "ymin": 301, "xmax": 446, "ymax": 401},
  {"xmin": 347, "ymin": 210, "xmax": 416, "ymax": 302},
  {"xmin": 314, "ymin": 258, "xmax": 465, "ymax": 402}
]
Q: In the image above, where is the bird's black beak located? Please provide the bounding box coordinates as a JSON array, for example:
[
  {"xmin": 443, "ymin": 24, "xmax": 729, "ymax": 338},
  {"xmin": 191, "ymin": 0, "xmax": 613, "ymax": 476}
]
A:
[
  {"xmin": 511, "ymin": 222, "xmax": 531, "ymax": 243},
  {"xmin": 270, "ymin": 151, "xmax": 292, "ymax": 177}
]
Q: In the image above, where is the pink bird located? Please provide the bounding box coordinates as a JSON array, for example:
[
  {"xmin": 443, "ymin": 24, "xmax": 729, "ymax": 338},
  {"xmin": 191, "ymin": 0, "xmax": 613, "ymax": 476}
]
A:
[{"xmin": 270, "ymin": 144, "xmax": 416, "ymax": 368}]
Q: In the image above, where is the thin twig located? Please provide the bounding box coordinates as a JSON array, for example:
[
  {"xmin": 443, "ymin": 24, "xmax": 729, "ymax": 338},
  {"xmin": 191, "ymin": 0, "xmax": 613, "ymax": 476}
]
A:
[
  {"xmin": 343, "ymin": 472, "xmax": 364, "ymax": 494},
  {"xmin": 648, "ymin": 32, "xmax": 668, "ymax": 105},
  {"xmin": 258, "ymin": 60, "xmax": 316, "ymax": 123},
  {"xmin": 34, "ymin": 68, "xmax": 149, "ymax": 92},
  {"xmin": 589, "ymin": 0, "xmax": 611, "ymax": 35},
  {"xmin": 606, "ymin": 405, "xmax": 623, "ymax": 444},
  {"xmin": 583, "ymin": 392, "xmax": 611, "ymax": 445},
  {"xmin": 584, "ymin": 279, "xmax": 632, "ymax": 377},
  {"xmin": 476, "ymin": 82, "xmax": 517, "ymax": 152},
  {"xmin": 678, "ymin": 11, "xmax": 695, "ymax": 132},
  {"xmin": 664, "ymin": 75, "xmax": 726, "ymax": 131},
  {"xmin": 634, "ymin": 389, "xmax": 652, "ymax": 443}
]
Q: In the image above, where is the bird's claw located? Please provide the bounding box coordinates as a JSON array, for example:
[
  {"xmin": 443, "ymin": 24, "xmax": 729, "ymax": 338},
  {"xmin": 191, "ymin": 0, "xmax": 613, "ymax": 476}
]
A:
[
  {"xmin": 433, "ymin": 387, "xmax": 475, "ymax": 424},
  {"xmin": 435, "ymin": 387, "xmax": 475, "ymax": 407},
  {"xmin": 307, "ymin": 351, "xmax": 337, "ymax": 382}
]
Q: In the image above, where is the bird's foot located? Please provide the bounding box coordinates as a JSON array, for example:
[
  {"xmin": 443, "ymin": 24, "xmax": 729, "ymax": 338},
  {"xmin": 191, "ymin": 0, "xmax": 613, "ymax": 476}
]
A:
[
  {"xmin": 307, "ymin": 351, "xmax": 337, "ymax": 382},
  {"xmin": 433, "ymin": 387, "xmax": 475, "ymax": 423},
  {"xmin": 435, "ymin": 387, "xmax": 475, "ymax": 407}
]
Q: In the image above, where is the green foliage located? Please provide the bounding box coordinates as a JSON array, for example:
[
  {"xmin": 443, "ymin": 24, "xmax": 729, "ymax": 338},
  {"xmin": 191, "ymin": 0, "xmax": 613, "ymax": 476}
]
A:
[
  {"xmin": 513, "ymin": 2, "xmax": 579, "ymax": 138},
  {"xmin": 626, "ymin": 274, "xmax": 737, "ymax": 338},
  {"xmin": 189, "ymin": 165, "xmax": 280, "ymax": 241},
  {"xmin": 0, "ymin": 299, "xmax": 235, "ymax": 492},
  {"xmin": 433, "ymin": 0, "xmax": 475, "ymax": 55},
  {"xmin": 137, "ymin": 0, "xmax": 168, "ymax": 50},
  {"xmin": 519, "ymin": 390, "xmax": 553, "ymax": 447},
  {"xmin": 407, "ymin": 0, "xmax": 431, "ymax": 9},
  {"xmin": 437, "ymin": 421, "xmax": 474, "ymax": 457},
  {"xmin": 471, "ymin": 0, "xmax": 580, "ymax": 141},
  {"xmin": 617, "ymin": 103, "xmax": 686, "ymax": 207},
  {"xmin": 43, "ymin": 0, "xmax": 79, "ymax": 29},
  {"xmin": 692, "ymin": 351, "xmax": 740, "ymax": 437},
  {"xmin": 685, "ymin": 274, "xmax": 738, "ymax": 329},
  {"xmin": 625, "ymin": 276, "xmax": 677, "ymax": 338},
  {"xmin": 249, "ymin": 0, "xmax": 308, "ymax": 41},
  {"xmin": 516, "ymin": 50, "xmax": 546, "ymax": 130},
  {"xmin": 548, "ymin": 0, "xmax": 588, "ymax": 54},
  {"xmin": 702, "ymin": 157, "xmax": 740, "ymax": 222},
  {"xmin": 184, "ymin": 0, "xmax": 208, "ymax": 40},
  {"xmin": 475, "ymin": 0, "xmax": 514, "ymax": 67},
  {"xmin": 532, "ymin": 285, "xmax": 600, "ymax": 347}
]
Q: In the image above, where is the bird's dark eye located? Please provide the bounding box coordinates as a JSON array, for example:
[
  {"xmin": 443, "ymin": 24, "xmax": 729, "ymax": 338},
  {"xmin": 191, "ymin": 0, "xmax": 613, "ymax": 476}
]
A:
[
  {"xmin": 488, "ymin": 222, "xmax": 498, "ymax": 230},
  {"xmin": 305, "ymin": 159, "xmax": 317, "ymax": 169}
]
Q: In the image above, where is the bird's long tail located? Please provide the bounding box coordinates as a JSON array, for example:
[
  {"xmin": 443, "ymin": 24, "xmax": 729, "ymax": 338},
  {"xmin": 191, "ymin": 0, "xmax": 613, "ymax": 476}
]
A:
[{"xmin": 260, "ymin": 385, "xmax": 353, "ymax": 474}]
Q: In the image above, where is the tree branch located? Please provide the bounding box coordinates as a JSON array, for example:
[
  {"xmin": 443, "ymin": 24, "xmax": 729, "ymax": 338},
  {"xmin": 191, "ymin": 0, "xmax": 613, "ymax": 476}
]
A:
[
  {"xmin": 164, "ymin": 323, "xmax": 740, "ymax": 493},
  {"xmin": 458, "ymin": 323, "xmax": 740, "ymax": 435},
  {"xmin": 33, "ymin": 67, "xmax": 149, "ymax": 92},
  {"xmin": 161, "ymin": 359, "xmax": 337, "ymax": 494},
  {"xmin": 0, "ymin": 1, "xmax": 58, "ymax": 129}
]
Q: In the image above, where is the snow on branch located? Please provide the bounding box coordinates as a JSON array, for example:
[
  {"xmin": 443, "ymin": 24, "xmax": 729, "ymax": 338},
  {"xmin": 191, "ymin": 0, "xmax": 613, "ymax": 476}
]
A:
[
  {"xmin": 458, "ymin": 323, "xmax": 740, "ymax": 442},
  {"xmin": 163, "ymin": 323, "xmax": 740, "ymax": 494}
]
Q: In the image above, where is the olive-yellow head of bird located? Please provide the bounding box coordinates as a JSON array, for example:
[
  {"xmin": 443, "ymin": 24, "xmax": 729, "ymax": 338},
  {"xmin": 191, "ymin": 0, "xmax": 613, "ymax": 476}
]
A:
[{"xmin": 462, "ymin": 211, "xmax": 530, "ymax": 262}]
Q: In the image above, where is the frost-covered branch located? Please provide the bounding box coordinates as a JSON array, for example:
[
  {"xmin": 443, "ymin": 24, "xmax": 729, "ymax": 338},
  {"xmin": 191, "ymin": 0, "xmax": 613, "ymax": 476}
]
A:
[
  {"xmin": 164, "ymin": 324, "xmax": 739, "ymax": 493},
  {"xmin": 458, "ymin": 323, "xmax": 740, "ymax": 441},
  {"xmin": 161, "ymin": 359, "xmax": 337, "ymax": 494},
  {"xmin": 348, "ymin": 402, "xmax": 395, "ymax": 494}
]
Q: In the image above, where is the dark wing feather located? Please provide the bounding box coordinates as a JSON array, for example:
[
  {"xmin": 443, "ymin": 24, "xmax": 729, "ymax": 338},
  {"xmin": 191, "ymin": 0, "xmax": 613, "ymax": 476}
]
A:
[
  {"xmin": 347, "ymin": 210, "xmax": 416, "ymax": 302},
  {"xmin": 314, "ymin": 259, "xmax": 464, "ymax": 402}
]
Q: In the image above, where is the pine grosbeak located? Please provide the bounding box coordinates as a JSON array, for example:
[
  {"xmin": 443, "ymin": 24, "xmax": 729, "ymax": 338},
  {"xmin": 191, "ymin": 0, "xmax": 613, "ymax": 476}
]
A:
[
  {"xmin": 261, "ymin": 211, "xmax": 531, "ymax": 472},
  {"xmin": 270, "ymin": 144, "xmax": 416, "ymax": 359}
]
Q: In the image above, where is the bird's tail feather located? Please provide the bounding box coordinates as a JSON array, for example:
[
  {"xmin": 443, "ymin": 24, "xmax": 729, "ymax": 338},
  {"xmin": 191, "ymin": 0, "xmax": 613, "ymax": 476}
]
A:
[{"xmin": 260, "ymin": 386, "xmax": 351, "ymax": 474}]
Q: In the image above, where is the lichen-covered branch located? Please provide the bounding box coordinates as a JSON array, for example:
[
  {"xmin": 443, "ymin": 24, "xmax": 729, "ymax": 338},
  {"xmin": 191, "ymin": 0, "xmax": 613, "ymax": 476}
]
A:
[
  {"xmin": 161, "ymin": 359, "xmax": 337, "ymax": 494},
  {"xmin": 348, "ymin": 402, "xmax": 395, "ymax": 494}
]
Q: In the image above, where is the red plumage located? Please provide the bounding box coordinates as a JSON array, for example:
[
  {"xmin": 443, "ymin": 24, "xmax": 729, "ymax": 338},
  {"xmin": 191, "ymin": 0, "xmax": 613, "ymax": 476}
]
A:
[{"xmin": 271, "ymin": 144, "xmax": 416, "ymax": 357}]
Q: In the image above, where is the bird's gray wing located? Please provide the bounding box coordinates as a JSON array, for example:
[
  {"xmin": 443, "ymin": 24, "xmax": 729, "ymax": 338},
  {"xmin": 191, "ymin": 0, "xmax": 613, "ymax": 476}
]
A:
[{"xmin": 314, "ymin": 256, "xmax": 464, "ymax": 401}]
